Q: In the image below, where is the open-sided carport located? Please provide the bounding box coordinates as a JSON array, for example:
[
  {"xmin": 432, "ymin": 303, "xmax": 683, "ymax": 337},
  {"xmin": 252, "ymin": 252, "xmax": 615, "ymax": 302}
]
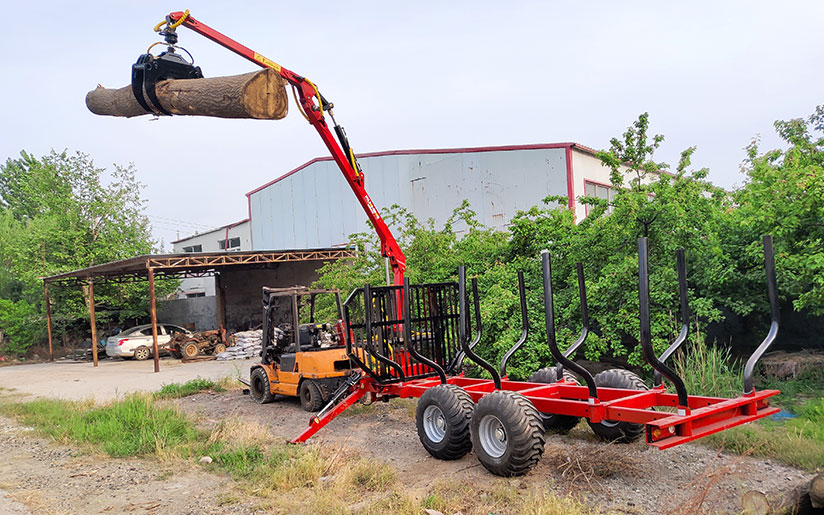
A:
[{"xmin": 42, "ymin": 248, "xmax": 356, "ymax": 372}]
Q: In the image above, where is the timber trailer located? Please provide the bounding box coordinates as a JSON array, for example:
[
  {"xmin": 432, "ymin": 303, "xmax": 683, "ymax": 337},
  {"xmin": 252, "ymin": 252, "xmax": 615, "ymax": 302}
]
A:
[
  {"xmin": 294, "ymin": 236, "xmax": 781, "ymax": 477},
  {"xmin": 133, "ymin": 12, "xmax": 781, "ymax": 477}
]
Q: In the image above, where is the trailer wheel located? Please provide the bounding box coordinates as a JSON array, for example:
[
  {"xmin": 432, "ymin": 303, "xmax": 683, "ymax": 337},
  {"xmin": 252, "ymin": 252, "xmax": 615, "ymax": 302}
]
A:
[
  {"xmin": 250, "ymin": 367, "xmax": 275, "ymax": 404},
  {"xmin": 299, "ymin": 380, "xmax": 324, "ymax": 412},
  {"xmin": 528, "ymin": 367, "xmax": 581, "ymax": 432},
  {"xmin": 213, "ymin": 343, "xmax": 226, "ymax": 355},
  {"xmin": 133, "ymin": 346, "xmax": 150, "ymax": 361},
  {"xmin": 471, "ymin": 390, "xmax": 545, "ymax": 477},
  {"xmin": 182, "ymin": 341, "xmax": 199, "ymax": 359},
  {"xmin": 416, "ymin": 384, "xmax": 474, "ymax": 460},
  {"xmin": 587, "ymin": 368, "xmax": 647, "ymax": 443}
]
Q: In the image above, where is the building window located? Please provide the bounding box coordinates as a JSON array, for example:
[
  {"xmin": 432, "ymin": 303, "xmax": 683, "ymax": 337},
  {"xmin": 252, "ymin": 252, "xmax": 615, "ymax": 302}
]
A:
[
  {"xmin": 182, "ymin": 244, "xmax": 202, "ymax": 253},
  {"xmin": 584, "ymin": 181, "xmax": 615, "ymax": 215},
  {"xmin": 218, "ymin": 237, "xmax": 241, "ymax": 250},
  {"xmin": 186, "ymin": 292, "xmax": 206, "ymax": 298}
]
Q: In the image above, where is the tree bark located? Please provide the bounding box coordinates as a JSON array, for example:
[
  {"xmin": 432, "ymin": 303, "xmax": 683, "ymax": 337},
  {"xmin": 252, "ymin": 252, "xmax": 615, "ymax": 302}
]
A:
[{"xmin": 86, "ymin": 69, "xmax": 288, "ymax": 120}]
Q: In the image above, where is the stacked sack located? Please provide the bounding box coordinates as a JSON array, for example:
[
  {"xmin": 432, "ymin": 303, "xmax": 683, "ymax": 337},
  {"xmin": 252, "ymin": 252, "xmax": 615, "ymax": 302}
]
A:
[{"xmin": 217, "ymin": 329, "xmax": 264, "ymax": 360}]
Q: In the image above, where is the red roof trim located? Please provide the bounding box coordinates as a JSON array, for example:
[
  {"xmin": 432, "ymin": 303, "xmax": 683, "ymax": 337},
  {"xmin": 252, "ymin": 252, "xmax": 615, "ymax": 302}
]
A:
[
  {"xmin": 171, "ymin": 218, "xmax": 250, "ymax": 244},
  {"xmin": 245, "ymin": 142, "xmax": 601, "ymax": 197}
]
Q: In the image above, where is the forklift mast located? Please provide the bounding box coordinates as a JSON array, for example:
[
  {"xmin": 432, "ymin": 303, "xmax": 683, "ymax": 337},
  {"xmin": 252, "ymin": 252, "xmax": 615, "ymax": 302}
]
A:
[{"xmin": 157, "ymin": 11, "xmax": 407, "ymax": 286}]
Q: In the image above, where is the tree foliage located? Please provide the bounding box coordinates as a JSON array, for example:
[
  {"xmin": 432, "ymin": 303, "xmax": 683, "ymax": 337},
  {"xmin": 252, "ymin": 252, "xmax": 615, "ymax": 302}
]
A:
[
  {"xmin": 0, "ymin": 150, "xmax": 171, "ymax": 354},
  {"xmin": 316, "ymin": 107, "xmax": 824, "ymax": 380}
]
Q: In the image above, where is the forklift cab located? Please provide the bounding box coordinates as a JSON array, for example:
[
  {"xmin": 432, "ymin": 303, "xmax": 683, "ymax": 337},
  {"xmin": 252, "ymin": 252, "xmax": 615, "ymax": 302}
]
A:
[{"xmin": 260, "ymin": 286, "xmax": 346, "ymax": 365}]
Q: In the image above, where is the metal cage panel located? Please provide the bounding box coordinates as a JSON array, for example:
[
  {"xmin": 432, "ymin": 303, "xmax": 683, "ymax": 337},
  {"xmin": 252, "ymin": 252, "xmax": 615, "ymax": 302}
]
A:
[{"xmin": 344, "ymin": 282, "xmax": 468, "ymax": 384}]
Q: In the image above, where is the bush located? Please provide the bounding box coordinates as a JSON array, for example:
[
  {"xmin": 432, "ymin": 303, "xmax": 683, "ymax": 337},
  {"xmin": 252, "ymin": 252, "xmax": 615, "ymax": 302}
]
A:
[{"xmin": 0, "ymin": 298, "xmax": 44, "ymax": 355}]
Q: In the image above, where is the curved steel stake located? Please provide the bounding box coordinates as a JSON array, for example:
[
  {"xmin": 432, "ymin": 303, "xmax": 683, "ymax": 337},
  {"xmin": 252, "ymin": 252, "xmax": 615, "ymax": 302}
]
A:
[
  {"xmin": 743, "ymin": 235, "xmax": 779, "ymax": 395},
  {"xmin": 499, "ymin": 271, "xmax": 529, "ymax": 378},
  {"xmin": 541, "ymin": 251, "xmax": 597, "ymax": 399},
  {"xmin": 637, "ymin": 238, "xmax": 689, "ymax": 410},
  {"xmin": 654, "ymin": 249, "xmax": 690, "ymax": 388},
  {"xmin": 458, "ymin": 266, "xmax": 501, "ymax": 389}
]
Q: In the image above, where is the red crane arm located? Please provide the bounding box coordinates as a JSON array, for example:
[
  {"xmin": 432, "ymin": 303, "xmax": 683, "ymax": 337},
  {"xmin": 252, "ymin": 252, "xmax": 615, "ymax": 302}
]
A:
[{"xmin": 165, "ymin": 11, "xmax": 406, "ymax": 285}]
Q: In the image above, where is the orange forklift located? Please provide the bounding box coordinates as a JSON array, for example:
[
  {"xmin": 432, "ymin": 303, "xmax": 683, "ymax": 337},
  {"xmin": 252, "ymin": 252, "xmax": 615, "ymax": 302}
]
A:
[{"xmin": 248, "ymin": 287, "xmax": 354, "ymax": 411}]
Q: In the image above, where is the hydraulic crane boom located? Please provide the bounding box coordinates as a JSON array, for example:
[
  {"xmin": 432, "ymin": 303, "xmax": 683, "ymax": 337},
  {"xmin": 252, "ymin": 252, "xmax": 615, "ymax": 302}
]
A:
[{"xmin": 161, "ymin": 11, "xmax": 406, "ymax": 285}]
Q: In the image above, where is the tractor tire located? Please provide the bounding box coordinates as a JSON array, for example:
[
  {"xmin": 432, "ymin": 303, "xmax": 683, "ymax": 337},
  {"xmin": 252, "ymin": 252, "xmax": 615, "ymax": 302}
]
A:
[
  {"xmin": 133, "ymin": 346, "xmax": 150, "ymax": 361},
  {"xmin": 299, "ymin": 380, "xmax": 324, "ymax": 412},
  {"xmin": 182, "ymin": 341, "xmax": 199, "ymax": 360},
  {"xmin": 587, "ymin": 368, "xmax": 648, "ymax": 443},
  {"xmin": 528, "ymin": 367, "xmax": 581, "ymax": 432},
  {"xmin": 415, "ymin": 384, "xmax": 474, "ymax": 461},
  {"xmin": 170, "ymin": 350, "xmax": 182, "ymax": 359},
  {"xmin": 212, "ymin": 343, "xmax": 226, "ymax": 355},
  {"xmin": 249, "ymin": 367, "xmax": 275, "ymax": 404},
  {"xmin": 471, "ymin": 390, "xmax": 545, "ymax": 477}
]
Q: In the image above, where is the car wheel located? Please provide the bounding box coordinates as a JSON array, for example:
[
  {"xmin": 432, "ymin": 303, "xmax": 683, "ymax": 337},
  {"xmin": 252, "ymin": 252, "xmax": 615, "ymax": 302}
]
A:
[{"xmin": 133, "ymin": 346, "xmax": 150, "ymax": 361}]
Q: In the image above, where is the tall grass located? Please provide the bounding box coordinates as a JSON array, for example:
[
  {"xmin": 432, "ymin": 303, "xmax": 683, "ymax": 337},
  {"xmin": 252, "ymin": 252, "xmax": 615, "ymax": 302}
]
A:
[
  {"xmin": 0, "ymin": 394, "xmax": 199, "ymax": 457},
  {"xmin": 154, "ymin": 377, "xmax": 229, "ymax": 399},
  {"xmin": 673, "ymin": 338, "xmax": 741, "ymax": 398}
]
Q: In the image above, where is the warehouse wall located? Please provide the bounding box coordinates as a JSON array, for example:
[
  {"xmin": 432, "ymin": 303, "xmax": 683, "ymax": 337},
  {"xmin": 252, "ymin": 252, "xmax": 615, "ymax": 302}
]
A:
[
  {"xmin": 218, "ymin": 261, "xmax": 329, "ymax": 331},
  {"xmin": 248, "ymin": 147, "xmax": 569, "ymax": 250},
  {"xmin": 157, "ymin": 296, "xmax": 217, "ymax": 331}
]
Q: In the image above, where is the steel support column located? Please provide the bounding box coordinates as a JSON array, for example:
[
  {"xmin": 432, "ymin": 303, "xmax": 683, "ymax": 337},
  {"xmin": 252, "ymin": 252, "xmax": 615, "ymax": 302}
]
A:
[
  {"xmin": 87, "ymin": 280, "xmax": 98, "ymax": 367},
  {"xmin": 147, "ymin": 266, "xmax": 160, "ymax": 373},
  {"xmin": 44, "ymin": 283, "xmax": 54, "ymax": 362},
  {"xmin": 215, "ymin": 272, "xmax": 226, "ymax": 329}
]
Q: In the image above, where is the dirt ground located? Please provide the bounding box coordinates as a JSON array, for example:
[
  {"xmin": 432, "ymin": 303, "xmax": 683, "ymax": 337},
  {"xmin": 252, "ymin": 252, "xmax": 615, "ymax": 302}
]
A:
[
  {"xmin": 175, "ymin": 391, "xmax": 810, "ymax": 514},
  {"xmin": 0, "ymin": 414, "xmax": 255, "ymax": 515},
  {"xmin": 0, "ymin": 361, "xmax": 814, "ymax": 514}
]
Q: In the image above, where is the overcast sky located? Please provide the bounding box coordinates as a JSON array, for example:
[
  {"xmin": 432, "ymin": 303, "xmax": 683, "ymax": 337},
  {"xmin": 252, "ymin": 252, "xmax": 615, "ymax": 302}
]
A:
[{"xmin": 1, "ymin": 1, "xmax": 821, "ymax": 250}]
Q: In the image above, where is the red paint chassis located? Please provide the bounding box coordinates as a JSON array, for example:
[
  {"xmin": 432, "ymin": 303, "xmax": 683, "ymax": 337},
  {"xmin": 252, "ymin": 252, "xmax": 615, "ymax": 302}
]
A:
[{"xmin": 293, "ymin": 375, "xmax": 778, "ymax": 450}]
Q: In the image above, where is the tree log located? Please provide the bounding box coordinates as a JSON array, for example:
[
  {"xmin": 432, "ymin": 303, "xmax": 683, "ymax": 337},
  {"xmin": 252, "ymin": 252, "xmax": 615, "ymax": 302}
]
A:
[
  {"xmin": 771, "ymin": 471, "xmax": 824, "ymax": 515},
  {"xmin": 86, "ymin": 69, "xmax": 288, "ymax": 120}
]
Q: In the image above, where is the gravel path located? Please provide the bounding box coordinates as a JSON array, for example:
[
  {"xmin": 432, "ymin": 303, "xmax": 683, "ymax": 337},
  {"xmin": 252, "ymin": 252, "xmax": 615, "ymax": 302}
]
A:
[{"xmin": 176, "ymin": 390, "xmax": 811, "ymax": 514}]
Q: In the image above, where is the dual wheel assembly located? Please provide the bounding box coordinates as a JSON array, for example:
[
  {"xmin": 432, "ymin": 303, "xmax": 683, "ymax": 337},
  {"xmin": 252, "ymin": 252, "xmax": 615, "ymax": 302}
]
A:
[{"xmin": 415, "ymin": 368, "xmax": 647, "ymax": 477}]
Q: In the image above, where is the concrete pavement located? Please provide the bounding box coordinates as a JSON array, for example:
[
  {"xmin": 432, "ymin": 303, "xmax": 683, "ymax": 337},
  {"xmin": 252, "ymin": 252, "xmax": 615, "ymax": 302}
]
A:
[{"xmin": 0, "ymin": 358, "xmax": 252, "ymax": 401}]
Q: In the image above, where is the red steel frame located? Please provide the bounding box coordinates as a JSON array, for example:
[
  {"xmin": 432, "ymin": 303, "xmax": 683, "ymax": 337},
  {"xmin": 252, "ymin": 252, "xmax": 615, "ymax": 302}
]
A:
[
  {"xmin": 165, "ymin": 11, "xmax": 406, "ymax": 286},
  {"xmin": 293, "ymin": 374, "xmax": 779, "ymax": 449}
]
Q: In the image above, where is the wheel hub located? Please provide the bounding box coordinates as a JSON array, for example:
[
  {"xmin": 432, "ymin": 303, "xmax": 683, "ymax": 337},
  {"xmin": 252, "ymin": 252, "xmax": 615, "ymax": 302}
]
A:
[
  {"xmin": 423, "ymin": 405, "xmax": 446, "ymax": 443},
  {"xmin": 478, "ymin": 414, "xmax": 508, "ymax": 458}
]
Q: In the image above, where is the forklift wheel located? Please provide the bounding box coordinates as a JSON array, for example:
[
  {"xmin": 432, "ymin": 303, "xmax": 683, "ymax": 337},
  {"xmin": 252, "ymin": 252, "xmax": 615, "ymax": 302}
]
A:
[
  {"xmin": 250, "ymin": 368, "xmax": 275, "ymax": 404},
  {"xmin": 415, "ymin": 384, "xmax": 474, "ymax": 460},
  {"xmin": 528, "ymin": 367, "xmax": 581, "ymax": 432},
  {"xmin": 299, "ymin": 380, "xmax": 324, "ymax": 412},
  {"xmin": 470, "ymin": 390, "xmax": 545, "ymax": 477},
  {"xmin": 586, "ymin": 368, "xmax": 647, "ymax": 443}
]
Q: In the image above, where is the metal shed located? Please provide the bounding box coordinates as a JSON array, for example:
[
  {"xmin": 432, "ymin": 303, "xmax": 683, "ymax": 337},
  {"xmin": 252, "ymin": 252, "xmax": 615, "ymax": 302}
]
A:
[{"xmin": 42, "ymin": 248, "xmax": 356, "ymax": 372}]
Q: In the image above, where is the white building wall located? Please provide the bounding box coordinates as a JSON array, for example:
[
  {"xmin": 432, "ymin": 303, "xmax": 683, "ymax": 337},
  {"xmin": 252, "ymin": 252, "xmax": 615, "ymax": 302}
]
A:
[{"xmin": 171, "ymin": 220, "xmax": 251, "ymax": 298}]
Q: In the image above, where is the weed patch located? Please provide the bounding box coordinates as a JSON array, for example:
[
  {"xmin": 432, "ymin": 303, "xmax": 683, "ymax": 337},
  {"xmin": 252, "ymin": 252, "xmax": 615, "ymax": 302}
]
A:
[
  {"xmin": 0, "ymin": 395, "xmax": 199, "ymax": 458},
  {"xmin": 154, "ymin": 377, "xmax": 228, "ymax": 399}
]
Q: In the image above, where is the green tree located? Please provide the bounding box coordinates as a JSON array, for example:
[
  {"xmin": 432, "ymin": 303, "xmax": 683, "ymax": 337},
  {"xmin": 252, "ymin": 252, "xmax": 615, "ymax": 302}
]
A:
[
  {"xmin": 730, "ymin": 106, "xmax": 824, "ymax": 316},
  {"xmin": 0, "ymin": 150, "xmax": 171, "ymax": 354}
]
